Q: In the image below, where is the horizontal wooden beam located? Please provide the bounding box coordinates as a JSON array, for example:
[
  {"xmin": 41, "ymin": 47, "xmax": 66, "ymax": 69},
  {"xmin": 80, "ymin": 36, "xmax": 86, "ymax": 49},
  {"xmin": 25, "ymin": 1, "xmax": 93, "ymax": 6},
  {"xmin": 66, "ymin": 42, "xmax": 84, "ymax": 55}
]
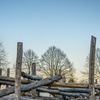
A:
[
  {"xmin": 0, "ymin": 76, "xmax": 31, "ymax": 84},
  {"xmin": 58, "ymin": 88, "xmax": 89, "ymax": 93},
  {"xmin": 21, "ymin": 71, "xmax": 42, "ymax": 80},
  {"xmin": 48, "ymin": 82, "xmax": 89, "ymax": 88}
]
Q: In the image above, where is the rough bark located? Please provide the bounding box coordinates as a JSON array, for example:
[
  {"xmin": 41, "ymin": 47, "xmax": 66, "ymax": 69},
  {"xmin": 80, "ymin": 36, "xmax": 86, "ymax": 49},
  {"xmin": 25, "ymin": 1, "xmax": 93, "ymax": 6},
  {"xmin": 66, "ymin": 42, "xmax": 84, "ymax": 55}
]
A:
[
  {"xmin": 89, "ymin": 36, "xmax": 96, "ymax": 100},
  {"xmin": 15, "ymin": 42, "xmax": 23, "ymax": 100}
]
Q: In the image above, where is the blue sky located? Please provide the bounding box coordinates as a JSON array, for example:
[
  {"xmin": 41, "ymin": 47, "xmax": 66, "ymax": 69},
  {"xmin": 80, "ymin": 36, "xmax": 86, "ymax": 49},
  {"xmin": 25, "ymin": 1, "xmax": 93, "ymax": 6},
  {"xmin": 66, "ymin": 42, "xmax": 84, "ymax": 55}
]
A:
[{"xmin": 0, "ymin": 0, "xmax": 100, "ymax": 79}]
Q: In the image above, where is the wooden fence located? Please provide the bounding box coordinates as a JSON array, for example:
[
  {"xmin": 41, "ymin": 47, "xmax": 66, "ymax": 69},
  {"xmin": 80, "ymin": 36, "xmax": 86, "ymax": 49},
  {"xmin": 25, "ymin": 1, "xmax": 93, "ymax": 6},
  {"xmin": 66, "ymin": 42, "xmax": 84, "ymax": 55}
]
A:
[{"xmin": 0, "ymin": 36, "xmax": 99, "ymax": 100}]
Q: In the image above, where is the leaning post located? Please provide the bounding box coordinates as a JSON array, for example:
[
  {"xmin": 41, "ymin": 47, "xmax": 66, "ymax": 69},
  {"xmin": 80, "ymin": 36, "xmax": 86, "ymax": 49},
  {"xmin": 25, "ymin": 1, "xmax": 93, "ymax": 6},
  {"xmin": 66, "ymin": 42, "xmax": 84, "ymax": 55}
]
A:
[
  {"xmin": 89, "ymin": 36, "xmax": 96, "ymax": 100},
  {"xmin": 15, "ymin": 42, "xmax": 23, "ymax": 100}
]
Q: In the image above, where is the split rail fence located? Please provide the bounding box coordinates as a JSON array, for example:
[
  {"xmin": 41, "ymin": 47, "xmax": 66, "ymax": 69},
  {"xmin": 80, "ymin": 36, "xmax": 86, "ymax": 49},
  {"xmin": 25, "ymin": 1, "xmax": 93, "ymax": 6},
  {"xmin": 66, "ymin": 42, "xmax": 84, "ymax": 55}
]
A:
[{"xmin": 0, "ymin": 36, "xmax": 99, "ymax": 100}]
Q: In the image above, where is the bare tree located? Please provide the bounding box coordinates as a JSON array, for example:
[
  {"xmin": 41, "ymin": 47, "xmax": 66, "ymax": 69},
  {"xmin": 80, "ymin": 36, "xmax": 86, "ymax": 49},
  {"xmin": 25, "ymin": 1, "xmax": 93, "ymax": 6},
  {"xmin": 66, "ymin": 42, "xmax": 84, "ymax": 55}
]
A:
[
  {"xmin": 0, "ymin": 41, "xmax": 9, "ymax": 75},
  {"xmin": 81, "ymin": 57, "xmax": 89, "ymax": 83},
  {"xmin": 38, "ymin": 46, "xmax": 75, "ymax": 82},
  {"xmin": 0, "ymin": 41, "xmax": 8, "ymax": 69},
  {"xmin": 81, "ymin": 48, "xmax": 100, "ymax": 83},
  {"xmin": 23, "ymin": 49, "xmax": 38, "ymax": 74}
]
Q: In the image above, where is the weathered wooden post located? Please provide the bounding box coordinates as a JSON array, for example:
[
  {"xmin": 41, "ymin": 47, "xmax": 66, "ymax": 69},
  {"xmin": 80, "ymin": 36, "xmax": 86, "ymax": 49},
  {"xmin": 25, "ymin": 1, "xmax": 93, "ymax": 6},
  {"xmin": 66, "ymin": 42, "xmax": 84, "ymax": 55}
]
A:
[
  {"xmin": 0, "ymin": 68, "xmax": 2, "ymax": 89},
  {"xmin": 59, "ymin": 69, "xmax": 62, "ymax": 83},
  {"xmin": 15, "ymin": 42, "xmax": 23, "ymax": 100},
  {"xmin": 31, "ymin": 63, "xmax": 38, "ymax": 97},
  {"xmin": 6, "ymin": 68, "xmax": 10, "ymax": 88},
  {"xmin": 89, "ymin": 36, "xmax": 96, "ymax": 100},
  {"xmin": 0, "ymin": 68, "xmax": 2, "ymax": 76},
  {"xmin": 7, "ymin": 68, "xmax": 10, "ymax": 77},
  {"xmin": 32, "ymin": 63, "xmax": 36, "ymax": 75}
]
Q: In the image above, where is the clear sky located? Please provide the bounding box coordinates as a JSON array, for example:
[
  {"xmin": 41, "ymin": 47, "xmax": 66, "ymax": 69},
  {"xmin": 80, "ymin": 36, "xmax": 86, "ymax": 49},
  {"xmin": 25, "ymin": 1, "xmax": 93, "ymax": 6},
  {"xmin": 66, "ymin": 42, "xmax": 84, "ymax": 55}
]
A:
[{"xmin": 0, "ymin": 0, "xmax": 100, "ymax": 79}]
